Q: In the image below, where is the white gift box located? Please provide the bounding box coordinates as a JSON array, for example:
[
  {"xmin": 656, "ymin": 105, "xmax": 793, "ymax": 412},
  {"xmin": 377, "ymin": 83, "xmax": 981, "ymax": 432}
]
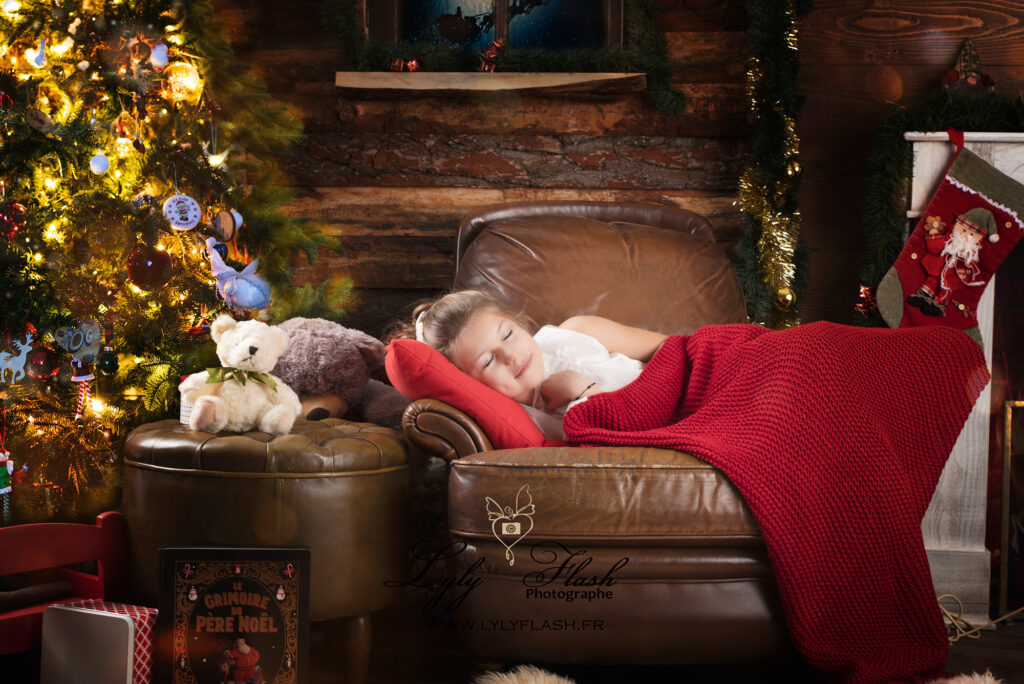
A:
[{"xmin": 41, "ymin": 600, "xmax": 157, "ymax": 684}]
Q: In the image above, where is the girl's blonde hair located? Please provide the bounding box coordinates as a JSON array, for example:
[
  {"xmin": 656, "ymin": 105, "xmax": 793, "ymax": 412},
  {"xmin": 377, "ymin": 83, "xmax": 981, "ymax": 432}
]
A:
[{"xmin": 389, "ymin": 290, "xmax": 531, "ymax": 366}]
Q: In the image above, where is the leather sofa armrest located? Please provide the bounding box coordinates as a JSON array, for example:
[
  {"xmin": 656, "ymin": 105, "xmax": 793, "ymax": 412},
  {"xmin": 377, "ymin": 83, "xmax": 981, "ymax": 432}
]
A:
[{"xmin": 401, "ymin": 399, "xmax": 494, "ymax": 461}]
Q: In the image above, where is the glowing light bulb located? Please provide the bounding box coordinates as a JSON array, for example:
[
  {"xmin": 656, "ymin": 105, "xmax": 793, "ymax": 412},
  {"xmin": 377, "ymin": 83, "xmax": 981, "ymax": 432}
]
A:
[{"xmin": 52, "ymin": 37, "xmax": 74, "ymax": 55}]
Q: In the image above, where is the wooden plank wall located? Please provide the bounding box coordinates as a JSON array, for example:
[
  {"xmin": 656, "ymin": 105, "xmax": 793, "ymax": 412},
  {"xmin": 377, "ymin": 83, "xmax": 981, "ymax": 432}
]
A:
[
  {"xmin": 215, "ymin": 0, "xmax": 752, "ymax": 337},
  {"xmin": 216, "ymin": 1, "xmax": 1024, "ymax": 335}
]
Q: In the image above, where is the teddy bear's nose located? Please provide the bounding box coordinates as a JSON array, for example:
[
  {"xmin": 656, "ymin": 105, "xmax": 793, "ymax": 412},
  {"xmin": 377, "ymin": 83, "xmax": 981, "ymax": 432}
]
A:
[{"xmin": 249, "ymin": 345, "xmax": 258, "ymax": 356}]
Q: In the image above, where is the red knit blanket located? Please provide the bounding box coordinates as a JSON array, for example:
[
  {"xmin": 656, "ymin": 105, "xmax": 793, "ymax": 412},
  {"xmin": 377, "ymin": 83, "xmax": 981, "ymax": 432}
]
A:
[{"xmin": 563, "ymin": 321, "xmax": 989, "ymax": 683}]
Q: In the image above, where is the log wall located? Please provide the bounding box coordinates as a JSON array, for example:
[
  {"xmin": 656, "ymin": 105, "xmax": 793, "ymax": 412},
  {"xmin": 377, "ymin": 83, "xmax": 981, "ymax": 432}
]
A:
[
  {"xmin": 217, "ymin": 0, "xmax": 752, "ymax": 337},
  {"xmin": 216, "ymin": 0, "xmax": 1024, "ymax": 336}
]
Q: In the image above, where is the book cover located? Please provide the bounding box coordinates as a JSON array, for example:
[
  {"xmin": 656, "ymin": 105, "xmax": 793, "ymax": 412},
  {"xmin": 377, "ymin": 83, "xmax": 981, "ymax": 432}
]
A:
[{"xmin": 155, "ymin": 547, "xmax": 310, "ymax": 684}]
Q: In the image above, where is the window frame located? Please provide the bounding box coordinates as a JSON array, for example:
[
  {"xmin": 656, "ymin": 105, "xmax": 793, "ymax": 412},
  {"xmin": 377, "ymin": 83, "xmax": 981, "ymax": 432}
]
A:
[{"xmin": 366, "ymin": 1, "xmax": 625, "ymax": 48}]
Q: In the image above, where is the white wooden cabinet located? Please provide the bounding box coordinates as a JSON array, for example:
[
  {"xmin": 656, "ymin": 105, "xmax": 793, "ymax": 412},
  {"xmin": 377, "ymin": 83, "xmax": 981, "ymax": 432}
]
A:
[{"xmin": 906, "ymin": 131, "xmax": 1024, "ymax": 626}]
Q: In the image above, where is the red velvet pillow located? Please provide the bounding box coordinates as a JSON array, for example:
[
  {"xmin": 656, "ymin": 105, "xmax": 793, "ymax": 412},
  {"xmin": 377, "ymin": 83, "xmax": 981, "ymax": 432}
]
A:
[{"xmin": 385, "ymin": 339, "xmax": 547, "ymax": 449}]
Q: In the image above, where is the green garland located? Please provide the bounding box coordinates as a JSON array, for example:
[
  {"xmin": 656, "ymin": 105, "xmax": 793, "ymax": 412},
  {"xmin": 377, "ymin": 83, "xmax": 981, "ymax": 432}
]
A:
[
  {"xmin": 857, "ymin": 88, "xmax": 1019, "ymax": 325},
  {"xmin": 323, "ymin": 0, "xmax": 686, "ymax": 115},
  {"xmin": 734, "ymin": 0, "xmax": 813, "ymax": 328}
]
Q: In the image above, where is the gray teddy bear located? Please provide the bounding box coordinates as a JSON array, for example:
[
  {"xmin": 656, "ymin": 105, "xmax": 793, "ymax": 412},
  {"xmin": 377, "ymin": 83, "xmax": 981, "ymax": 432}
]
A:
[{"xmin": 271, "ymin": 317, "xmax": 410, "ymax": 430}]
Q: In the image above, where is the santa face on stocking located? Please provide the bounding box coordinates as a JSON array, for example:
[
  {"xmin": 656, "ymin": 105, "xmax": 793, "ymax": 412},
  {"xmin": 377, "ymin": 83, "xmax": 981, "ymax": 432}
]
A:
[
  {"xmin": 878, "ymin": 140, "xmax": 1024, "ymax": 340},
  {"xmin": 906, "ymin": 207, "xmax": 999, "ymax": 317}
]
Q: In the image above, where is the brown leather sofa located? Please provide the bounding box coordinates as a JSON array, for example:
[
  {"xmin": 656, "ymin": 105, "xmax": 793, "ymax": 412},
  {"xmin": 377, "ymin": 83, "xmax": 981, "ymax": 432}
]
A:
[{"xmin": 401, "ymin": 201, "xmax": 796, "ymax": 664}]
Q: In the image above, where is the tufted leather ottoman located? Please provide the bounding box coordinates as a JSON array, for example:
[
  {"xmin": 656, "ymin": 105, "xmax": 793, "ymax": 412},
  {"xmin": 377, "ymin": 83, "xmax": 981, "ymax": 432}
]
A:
[{"xmin": 122, "ymin": 418, "xmax": 409, "ymax": 683}]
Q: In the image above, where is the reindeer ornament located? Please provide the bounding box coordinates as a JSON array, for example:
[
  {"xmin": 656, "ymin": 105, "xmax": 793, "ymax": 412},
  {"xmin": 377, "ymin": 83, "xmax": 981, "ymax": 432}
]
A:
[{"xmin": 0, "ymin": 332, "xmax": 33, "ymax": 385}]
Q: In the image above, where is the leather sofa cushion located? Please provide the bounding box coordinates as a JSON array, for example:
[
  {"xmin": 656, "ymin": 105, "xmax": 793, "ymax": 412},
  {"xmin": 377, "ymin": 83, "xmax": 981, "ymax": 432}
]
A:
[
  {"xmin": 454, "ymin": 214, "xmax": 748, "ymax": 333},
  {"xmin": 449, "ymin": 446, "xmax": 763, "ymax": 545},
  {"xmin": 124, "ymin": 418, "xmax": 406, "ymax": 473}
]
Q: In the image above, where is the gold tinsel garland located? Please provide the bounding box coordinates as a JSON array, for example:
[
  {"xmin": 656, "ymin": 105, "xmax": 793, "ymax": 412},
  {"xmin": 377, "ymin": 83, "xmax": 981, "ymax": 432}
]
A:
[{"xmin": 739, "ymin": 1, "xmax": 804, "ymax": 328}]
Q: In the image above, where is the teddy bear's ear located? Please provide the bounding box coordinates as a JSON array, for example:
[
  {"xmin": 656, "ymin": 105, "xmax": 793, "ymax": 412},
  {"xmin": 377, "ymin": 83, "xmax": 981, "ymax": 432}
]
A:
[
  {"xmin": 210, "ymin": 314, "xmax": 238, "ymax": 342},
  {"xmin": 355, "ymin": 335, "xmax": 387, "ymax": 370},
  {"xmin": 270, "ymin": 326, "xmax": 290, "ymax": 356}
]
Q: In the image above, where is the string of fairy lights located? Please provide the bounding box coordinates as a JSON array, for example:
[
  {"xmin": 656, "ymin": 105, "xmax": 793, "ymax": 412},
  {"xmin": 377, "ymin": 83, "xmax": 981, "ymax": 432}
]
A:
[{"xmin": 0, "ymin": 0, "xmax": 329, "ymax": 521}]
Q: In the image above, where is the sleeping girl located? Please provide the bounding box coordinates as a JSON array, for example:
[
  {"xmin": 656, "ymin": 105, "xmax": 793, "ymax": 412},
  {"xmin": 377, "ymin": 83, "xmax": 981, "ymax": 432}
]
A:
[{"xmin": 390, "ymin": 289, "xmax": 666, "ymax": 440}]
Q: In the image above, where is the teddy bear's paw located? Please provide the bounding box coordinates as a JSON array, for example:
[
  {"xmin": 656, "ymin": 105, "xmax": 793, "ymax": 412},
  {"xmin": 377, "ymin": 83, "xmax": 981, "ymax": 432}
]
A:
[
  {"xmin": 260, "ymin": 405, "xmax": 297, "ymax": 435},
  {"xmin": 190, "ymin": 395, "xmax": 228, "ymax": 433}
]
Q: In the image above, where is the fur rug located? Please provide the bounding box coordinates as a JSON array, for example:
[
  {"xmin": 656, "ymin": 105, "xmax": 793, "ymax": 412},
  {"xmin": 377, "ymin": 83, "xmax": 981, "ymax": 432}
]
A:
[
  {"xmin": 472, "ymin": 666, "xmax": 1002, "ymax": 684},
  {"xmin": 930, "ymin": 673, "xmax": 1002, "ymax": 684},
  {"xmin": 472, "ymin": 665, "xmax": 576, "ymax": 684}
]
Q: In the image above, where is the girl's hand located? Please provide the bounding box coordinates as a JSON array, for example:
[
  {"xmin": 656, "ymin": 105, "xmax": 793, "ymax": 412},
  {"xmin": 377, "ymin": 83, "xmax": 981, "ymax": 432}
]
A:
[{"xmin": 541, "ymin": 370, "xmax": 598, "ymax": 411}]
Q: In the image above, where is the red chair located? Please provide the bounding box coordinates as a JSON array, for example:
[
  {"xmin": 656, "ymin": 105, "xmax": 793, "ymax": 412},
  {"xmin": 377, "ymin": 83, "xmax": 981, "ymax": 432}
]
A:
[{"xmin": 0, "ymin": 511, "xmax": 127, "ymax": 654}]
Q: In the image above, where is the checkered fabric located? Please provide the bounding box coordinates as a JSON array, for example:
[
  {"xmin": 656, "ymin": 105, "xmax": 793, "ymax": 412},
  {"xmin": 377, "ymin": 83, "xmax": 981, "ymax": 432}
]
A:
[{"xmin": 65, "ymin": 599, "xmax": 157, "ymax": 684}]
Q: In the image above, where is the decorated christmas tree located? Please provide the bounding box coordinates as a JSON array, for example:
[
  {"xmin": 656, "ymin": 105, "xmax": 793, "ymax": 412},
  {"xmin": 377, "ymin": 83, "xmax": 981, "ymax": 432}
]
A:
[{"xmin": 0, "ymin": 0, "xmax": 347, "ymax": 523}]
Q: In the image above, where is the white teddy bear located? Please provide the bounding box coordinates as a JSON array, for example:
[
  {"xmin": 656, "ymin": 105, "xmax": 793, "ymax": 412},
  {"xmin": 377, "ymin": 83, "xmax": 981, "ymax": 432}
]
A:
[{"xmin": 179, "ymin": 314, "xmax": 302, "ymax": 435}]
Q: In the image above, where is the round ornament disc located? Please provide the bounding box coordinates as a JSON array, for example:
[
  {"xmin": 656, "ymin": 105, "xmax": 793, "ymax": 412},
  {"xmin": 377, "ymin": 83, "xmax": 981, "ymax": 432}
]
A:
[
  {"xmin": 212, "ymin": 210, "xmax": 237, "ymax": 241},
  {"xmin": 162, "ymin": 193, "xmax": 202, "ymax": 231}
]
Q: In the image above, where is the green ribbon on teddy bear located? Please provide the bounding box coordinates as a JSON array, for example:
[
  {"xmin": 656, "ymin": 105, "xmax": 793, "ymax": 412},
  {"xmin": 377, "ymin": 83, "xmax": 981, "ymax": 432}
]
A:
[{"xmin": 205, "ymin": 366, "xmax": 278, "ymax": 392}]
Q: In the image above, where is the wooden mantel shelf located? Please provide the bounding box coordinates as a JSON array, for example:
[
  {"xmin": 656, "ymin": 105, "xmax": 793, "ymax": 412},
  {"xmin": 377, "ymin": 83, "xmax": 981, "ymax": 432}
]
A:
[{"xmin": 335, "ymin": 71, "xmax": 646, "ymax": 97}]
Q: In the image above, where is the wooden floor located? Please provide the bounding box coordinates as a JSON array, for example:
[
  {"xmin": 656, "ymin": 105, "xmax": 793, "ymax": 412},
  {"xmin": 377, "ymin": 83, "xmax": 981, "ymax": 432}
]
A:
[
  {"xmin": 336, "ymin": 600, "xmax": 1024, "ymax": 684},
  {"xmin": 3, "ymin": 605, "xmax": 1022, "ymax": 683}
]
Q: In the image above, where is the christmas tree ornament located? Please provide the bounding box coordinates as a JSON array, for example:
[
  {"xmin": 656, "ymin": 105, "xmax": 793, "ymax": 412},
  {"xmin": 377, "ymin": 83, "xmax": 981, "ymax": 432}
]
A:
[
  {"xmin": 150, "ymin": 43, "xmax": 169, "ymax": 71},
  {"xmin": 877, "ymin": 130, "xmax": 1024, "ymax": 340},
  {"xmin": 127, "ymin": 244, "xmax": 173, "ymax": 290},
  {"xmin": 207, "ymin": 239, "xmax": 228, "ymax": 261},
  {"xmin": 855, "ymin": 284, "xmax": 877, "ymax": 318},
  {"xmin": 0, "ymin": 92, "xmax": 12, "ymax": 111},
  {"xmin": 1, "ymin": 0, "xmax": 20, "ymax": 13},
  {"xmin": 26, "ymin": 346, "xmax": 59, "ymax": 379},
  {"xmin": 25, "ymin": 108, "xmax": 55, "ymax": 133},
  {"xmin": 163, "ymin": 193, "xmax": 201, "ymax": 230},
  {"xmin": 55, "ymin": 319, "xmax": 101, "ymax": 364},
  {"xmin": 164, "ymin": 61, "xmax": 203, "ymax": 103},
  {"xmin": 28, "ymin": 37, "xmax": 47, "ymax": 68},
  {"xmin": 0, "ymin": 449, "xmax": 11, "ymax": 526},
  {"xmin": 0, "ymin": 202, "xmax": 27, "ymax": 242},
  {"xmin": 128, "ymin": 38, "xmax": 151, "ymax": 63},
  {"xmin": 114, "ymin": 136, "xmax": 134, "ymax": 158},
  {"xmin": 206, "ymin": 237, "xmax": 271, "ymax": 312},
  {"xmin": 0, "ymin": 331, "xmax": 32, "ymax": 385},
  {"xmin": 89, "ymin": 151, "xmax": 109, "ymax": 174},
  {"xmin": 97, "ymin": 346, "xmax": 119, "ymax": 375},
  {"xmin": 212, "ymin": 209, "xmax": 238, "ymax": 241},
  {"xmin": 773, "ymin": 286, "xmax": 797, "ymax": 312},
  {"xmin": 56, "ymin": 319, "xmax": 101, "ymax": 420},
  {"xmin": 112, "ymin": 111, "xmax": 139, "ymax": 158}
]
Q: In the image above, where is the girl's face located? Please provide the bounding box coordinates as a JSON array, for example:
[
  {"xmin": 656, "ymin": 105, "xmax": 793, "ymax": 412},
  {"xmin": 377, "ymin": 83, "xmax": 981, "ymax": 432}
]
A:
[{"xmin": 451, "ymin": 308, "xmax": 544, "ymax": 403}]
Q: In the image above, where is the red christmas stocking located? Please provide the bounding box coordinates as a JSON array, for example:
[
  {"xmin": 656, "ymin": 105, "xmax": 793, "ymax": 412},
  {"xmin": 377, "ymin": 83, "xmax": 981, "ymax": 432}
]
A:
[{"xmin": 877, "ymin": 130, "xmax": 1024, "ymax": 340}]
